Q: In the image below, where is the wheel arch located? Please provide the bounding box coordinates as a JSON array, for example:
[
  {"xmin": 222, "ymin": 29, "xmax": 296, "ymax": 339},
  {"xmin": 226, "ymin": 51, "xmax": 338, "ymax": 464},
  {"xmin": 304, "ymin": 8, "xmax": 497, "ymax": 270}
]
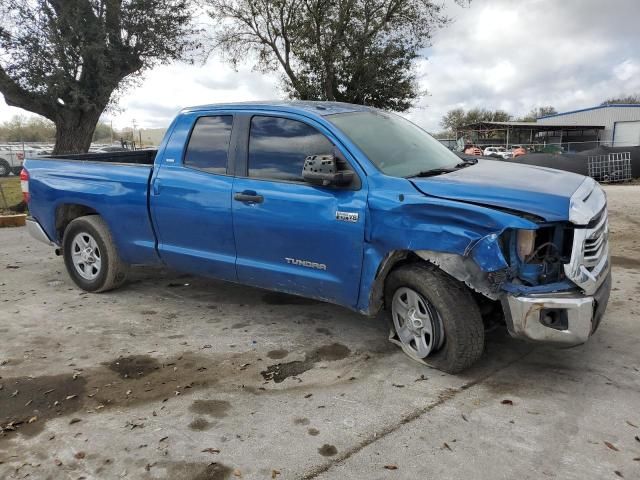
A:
[
  {"xmin": 55, "ymin": 203, "xmax": 99, "ymax": 242},
  {"xmin": 363, "ymin": 249, "xmax": 423, "ymax": 316},
  {"xmin": 363, "ymin": 248, "xmax": 498, "ymax": 317}
]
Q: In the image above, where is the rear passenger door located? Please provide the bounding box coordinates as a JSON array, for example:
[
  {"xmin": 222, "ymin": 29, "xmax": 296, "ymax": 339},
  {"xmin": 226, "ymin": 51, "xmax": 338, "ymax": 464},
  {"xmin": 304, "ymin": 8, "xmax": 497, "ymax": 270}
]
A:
[
  {"xmin": 231, "ymin": 113, "xmax": 367, "ymax": 307},
  {"xmin": 150, "ymin": 114, "xmax": 238, "ymax": 281}
]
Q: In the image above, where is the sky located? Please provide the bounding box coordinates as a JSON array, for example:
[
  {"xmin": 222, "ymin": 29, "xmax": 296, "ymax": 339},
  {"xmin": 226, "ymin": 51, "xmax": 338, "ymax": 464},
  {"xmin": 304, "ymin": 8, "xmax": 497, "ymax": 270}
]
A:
[{"xmin": 1, "ymin": 0, "xmax": 639, "ymax": 133}]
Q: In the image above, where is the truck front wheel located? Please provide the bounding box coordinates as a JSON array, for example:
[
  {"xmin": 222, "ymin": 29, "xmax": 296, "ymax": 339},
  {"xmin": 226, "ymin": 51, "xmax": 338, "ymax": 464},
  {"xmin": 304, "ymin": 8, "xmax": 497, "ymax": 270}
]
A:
[
  {"xmin": 385, "ymin": 263, "xmax": 484, "ymax": 374},
  {"xmin": 62, "ymin": 215, "xmax": 128, "ymax": 292}
]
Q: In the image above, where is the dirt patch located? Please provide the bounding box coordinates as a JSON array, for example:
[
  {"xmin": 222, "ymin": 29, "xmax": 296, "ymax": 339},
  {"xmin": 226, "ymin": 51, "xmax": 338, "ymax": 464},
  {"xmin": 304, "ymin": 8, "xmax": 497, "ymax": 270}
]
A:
[
  {"xmin": 161, "ymin": 461, "xmax": 234, "ymax": 480},
  {"xmin": 189, "ymin": 417, "xmax": 213, "ymax": 431},
  {"xmin": 0, "ymin": 374, "xmax": 87, "ymax": 438},
  {"xmin": 318, "ymin": 444, "xmax": 338, "ymax": 457},
  {"xmin": 312, "ymin": 344, "xmax": 350, "ymax": 362},
  {"xmin": 106, "ymin": 355, "xmax": 161, "ymax": 379},
  {"xmin": 266, "ymin": 349, "xmax": 289, "ymax": 360},
  {"xmin": 612, "ymin": 255, "xmax": 640, "ymax": 269},
  {"xmin": 261, "ymin": 343, "xmax": 351, "ymax": 383},
  {"xmin": 262, "ymin": 292, "xmax": 319, "ymax": 305},
  {"xmin": 308, "ymin": 427, "xmax": 320, "ymax": 436},
  {"xmin": 190, "ymin": 400, "xmax": 232, "ymax": 418},
  {"xmin": 1, "ymin": 352, "xmax": 246, "ymax": 441},
  {"xmin": 293, "ymin": 417, "xmax": 310, "ymax": 425},
  {"xmin": 231, "ymin": 322, "xmax": 251, "ymax": 329},
  {"xmin": 315, "ymin": 327, "xmax": 332, "ymax": 336}
]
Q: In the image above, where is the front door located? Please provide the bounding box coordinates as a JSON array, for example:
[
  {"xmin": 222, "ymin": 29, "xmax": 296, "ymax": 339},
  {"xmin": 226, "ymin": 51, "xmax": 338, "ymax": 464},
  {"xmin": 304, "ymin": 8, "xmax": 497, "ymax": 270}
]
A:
[
  {"xmin": 150, "ymin": 114, "xmax": 237, "ymax": 281},
  {"xmin": 232, "ymin": 113, "xmax": 367, "ymax": 307}
]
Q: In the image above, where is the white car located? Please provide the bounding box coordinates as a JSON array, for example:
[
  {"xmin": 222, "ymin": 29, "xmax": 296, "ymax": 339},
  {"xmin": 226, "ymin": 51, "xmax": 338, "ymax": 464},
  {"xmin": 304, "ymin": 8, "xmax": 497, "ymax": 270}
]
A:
[
  {"xmin": 0, "ymin": 145, "xmax": 27, "ymax": 176},
  {"xmin": 483, "ymin": 146, "xmax": 513, "ymax": 159},
  {"xmin": 0, "ymin": 145, "xmax": 50, "ymax": 176}
]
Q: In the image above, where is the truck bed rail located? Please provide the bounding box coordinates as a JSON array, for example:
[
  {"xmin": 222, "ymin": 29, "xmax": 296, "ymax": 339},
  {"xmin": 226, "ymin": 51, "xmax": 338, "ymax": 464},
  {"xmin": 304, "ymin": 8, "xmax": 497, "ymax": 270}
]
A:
[{"xmin": 41, "ymin": 149, "xmax": 157, "ymax": 165}]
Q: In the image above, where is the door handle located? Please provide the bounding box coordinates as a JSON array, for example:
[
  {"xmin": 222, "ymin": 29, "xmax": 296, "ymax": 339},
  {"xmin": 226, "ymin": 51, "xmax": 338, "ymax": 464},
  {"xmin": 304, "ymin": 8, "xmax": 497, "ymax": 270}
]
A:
[
  {"xmin": 152, "ymin": 179, "xmax": 161, "ymax": 195},
  {"xmin": 234, "ymin": 191, "xmax": 264, "ymax": 204}
]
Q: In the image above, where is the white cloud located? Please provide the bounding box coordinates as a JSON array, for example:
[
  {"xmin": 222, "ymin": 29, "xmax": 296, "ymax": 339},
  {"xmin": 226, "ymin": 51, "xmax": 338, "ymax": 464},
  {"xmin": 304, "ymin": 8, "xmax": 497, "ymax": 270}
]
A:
[{"xmin": 2, "ymin": 0, "xmax": 639, "ymax": 133}]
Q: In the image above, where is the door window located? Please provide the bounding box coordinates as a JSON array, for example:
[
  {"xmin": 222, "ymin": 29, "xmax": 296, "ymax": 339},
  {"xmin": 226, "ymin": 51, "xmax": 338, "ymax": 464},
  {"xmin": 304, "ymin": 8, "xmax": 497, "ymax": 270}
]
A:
[
  {"xmin": 248, "ymin": 116, "xmax": 334, "ymax": 182},
  {"xmin": 184, "ymin": 115, "xmax": 233, "ymax": 174}
]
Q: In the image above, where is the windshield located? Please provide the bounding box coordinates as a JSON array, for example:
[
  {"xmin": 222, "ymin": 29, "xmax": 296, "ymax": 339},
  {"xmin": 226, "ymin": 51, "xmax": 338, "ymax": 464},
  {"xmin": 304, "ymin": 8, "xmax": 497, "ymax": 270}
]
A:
[{"xmin": 328, "ymin": 110, "xmax": 461, "ymax": 177}]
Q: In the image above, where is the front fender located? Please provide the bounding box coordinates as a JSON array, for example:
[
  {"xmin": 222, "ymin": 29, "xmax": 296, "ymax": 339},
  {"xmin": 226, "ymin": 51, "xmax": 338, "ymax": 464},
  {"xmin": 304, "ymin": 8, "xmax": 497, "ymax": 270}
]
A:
[{"xmin": 357, "ymin": 188, "xmax": 537, "ymax": 314}]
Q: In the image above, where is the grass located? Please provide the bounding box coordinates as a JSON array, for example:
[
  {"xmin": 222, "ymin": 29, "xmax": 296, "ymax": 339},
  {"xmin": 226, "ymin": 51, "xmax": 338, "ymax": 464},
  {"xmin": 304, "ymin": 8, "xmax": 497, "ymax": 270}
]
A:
[{"xmin": 0, "ymin": 176, "xmax": 23, "ymax": 212}]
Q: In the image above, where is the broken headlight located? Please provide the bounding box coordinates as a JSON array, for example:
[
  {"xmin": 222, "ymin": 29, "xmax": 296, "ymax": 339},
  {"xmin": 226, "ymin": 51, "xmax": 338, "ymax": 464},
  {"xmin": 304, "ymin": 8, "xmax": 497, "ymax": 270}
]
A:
[{"xmin": 516, "ymin": 229, "xmax": 536, "ymax": 261}]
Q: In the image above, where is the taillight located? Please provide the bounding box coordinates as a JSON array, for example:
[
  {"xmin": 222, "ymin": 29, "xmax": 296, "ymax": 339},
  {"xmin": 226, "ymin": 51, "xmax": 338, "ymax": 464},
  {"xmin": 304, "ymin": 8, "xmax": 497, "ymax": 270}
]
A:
[{"xmin": 20, "ymin": 168, "xmax": 30, "ymax": 203}]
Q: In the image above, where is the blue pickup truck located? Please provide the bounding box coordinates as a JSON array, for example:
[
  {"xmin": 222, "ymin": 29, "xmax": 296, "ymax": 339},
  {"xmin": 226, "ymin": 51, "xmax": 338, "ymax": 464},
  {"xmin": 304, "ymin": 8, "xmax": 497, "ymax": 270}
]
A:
[{"xmin": 22, "ymin": 102, "xmax": 611, "ymax": 373}]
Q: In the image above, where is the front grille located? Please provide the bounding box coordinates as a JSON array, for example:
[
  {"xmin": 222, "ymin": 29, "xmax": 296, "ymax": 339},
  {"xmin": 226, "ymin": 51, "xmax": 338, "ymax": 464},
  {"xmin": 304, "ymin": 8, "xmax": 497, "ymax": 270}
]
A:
[
  {"xmin": 564, "ymin": 178, "xmax": 610, "ymax": 295},
  {"xmin": 583, "ymin": 211, "xmax": 608, "ymax": 268}
]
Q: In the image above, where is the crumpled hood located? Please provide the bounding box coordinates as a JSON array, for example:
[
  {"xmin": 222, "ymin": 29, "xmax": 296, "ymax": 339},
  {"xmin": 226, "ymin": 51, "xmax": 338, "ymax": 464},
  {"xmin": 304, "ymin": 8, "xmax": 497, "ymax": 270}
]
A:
[{"xmin": 410, "ymin": 159, "xmax": 585, "ymax": 222}]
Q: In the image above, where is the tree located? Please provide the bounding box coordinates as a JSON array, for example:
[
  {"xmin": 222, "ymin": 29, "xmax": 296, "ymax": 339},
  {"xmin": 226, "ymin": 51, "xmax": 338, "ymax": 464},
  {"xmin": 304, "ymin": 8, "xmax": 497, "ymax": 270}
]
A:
[
  {"xmin": 518, "ymin": 106, "xmax": 557, "ymax": 121},
  {"xmin": 601, "ymin": 94, "xmax": 640, "ymax": 105},
  {"xmin": 0, "ymin": 115, "xmax": 56, "ymax": 142},
  {"xmin": 207, "ymin": 0, "xmax": 464, "ymax": 111},
  {"xmin": 440, "ymin": 107, "xmax": 512, "ymax": 132},
  {"xmin": 0, "ymin": 1, "xmax": 198, "ymax": 154}
]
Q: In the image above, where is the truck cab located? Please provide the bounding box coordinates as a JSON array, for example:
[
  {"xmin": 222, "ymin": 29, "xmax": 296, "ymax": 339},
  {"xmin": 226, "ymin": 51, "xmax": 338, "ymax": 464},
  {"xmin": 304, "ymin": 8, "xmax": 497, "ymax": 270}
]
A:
[{"xmin": 23, "ymin": 101, "xmax": 611, "ymax": 373}]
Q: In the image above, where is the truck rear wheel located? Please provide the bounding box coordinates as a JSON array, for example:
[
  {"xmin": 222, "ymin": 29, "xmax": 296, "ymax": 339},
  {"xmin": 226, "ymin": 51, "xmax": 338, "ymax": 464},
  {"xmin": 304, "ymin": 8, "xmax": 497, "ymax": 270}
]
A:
[
  {"xmin": 385, "ymin": 263, "xmax": 484, "ymax": 374},
  {"xmin": 62, "ymin": 215, "xmax": 128, "ymax": 292}
]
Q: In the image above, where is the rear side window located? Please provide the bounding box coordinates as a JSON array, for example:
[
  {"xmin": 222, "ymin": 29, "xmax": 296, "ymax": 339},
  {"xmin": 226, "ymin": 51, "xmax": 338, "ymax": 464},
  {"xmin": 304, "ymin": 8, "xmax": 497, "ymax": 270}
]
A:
[
  {"xmin": 184, "ymin": 115, "xmax": 233, "ymax": 174},
  {"xmin": 248, "ymin": 116, "xmax": 334, "ymax": 181}
]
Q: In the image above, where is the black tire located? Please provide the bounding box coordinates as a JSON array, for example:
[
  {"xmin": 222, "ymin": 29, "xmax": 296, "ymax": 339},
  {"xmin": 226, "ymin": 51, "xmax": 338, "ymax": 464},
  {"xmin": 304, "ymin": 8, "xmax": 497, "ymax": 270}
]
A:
[
  {"xmin": 385, "ymin": 263, "xmax": 484, "ymax": 374},
  {"xmin": 0, "ymin": 159, "xmax": 10, "ymax": 177},
  {"xmin": 62, "ymin": 215, "xmax": 128, "ymax": 292}
]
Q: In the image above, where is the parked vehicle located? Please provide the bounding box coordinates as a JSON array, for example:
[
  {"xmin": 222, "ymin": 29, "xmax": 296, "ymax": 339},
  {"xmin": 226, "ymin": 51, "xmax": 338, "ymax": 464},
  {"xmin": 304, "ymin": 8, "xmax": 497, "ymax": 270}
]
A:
[
  {"xmin": 22, "ymin": 102, "xmax": 611, "ymax": 373},
  {"xmin": 0, "ymin": 144, "xmax": 50, "ymax": 176},
  {"xmin": 0, "ymin": 145, "xmax": 26, "ymax": 176},
  {"xmin": 483, "ymin": 146, "xmax": 513, "ymax": 159}
]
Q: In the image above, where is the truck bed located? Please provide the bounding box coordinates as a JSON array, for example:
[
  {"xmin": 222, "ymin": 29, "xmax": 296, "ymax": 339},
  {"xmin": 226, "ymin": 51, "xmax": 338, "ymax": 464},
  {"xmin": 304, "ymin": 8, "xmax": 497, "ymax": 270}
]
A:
[
  {"xmin": 43, "ymin": 149, "xmax": 157, "ymax": 165},
  {"xmin": 24, "ymin": 155, "xmax": 159, "ymax": 266}
]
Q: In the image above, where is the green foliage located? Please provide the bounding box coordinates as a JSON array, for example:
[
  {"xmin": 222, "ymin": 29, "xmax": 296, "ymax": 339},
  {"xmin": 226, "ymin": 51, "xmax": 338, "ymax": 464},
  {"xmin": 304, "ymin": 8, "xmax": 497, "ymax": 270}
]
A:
[
  {"xmin": 207, "ymin": 0, "xmax": 465, "ymax": 111},
  {"xmin": 0, "ymin": 116, "xmax": 56, "ymax": 142},
  {"xmin": 0, "ymin": 0, "xmax": 199, "ymax": 153},
  {"xmin": 92, "ymin": 122, "xmax": 115, "ymax": 142},
  {"xmin": 0, "ymin": 115, "xmax": 116, "ymax": 143},
  {"xmin": 601, "ymin": 94, "xmax": 640, "ymax": 105},
  {"xmin": 518, "ymin": 106, "xmax": 557, "ymax": 121},
  {"xmin": 440, "ymin": 107, "xmax": 512, "ymax": 131}
]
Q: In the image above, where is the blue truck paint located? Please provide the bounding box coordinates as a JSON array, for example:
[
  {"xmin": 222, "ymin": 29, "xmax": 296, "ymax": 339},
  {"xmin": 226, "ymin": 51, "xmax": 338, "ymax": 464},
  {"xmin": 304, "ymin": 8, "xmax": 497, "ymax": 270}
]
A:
[
  {"xmin": 410, "ymin": 160, "xmax": 586, "ymax": 222},
  {"xmin": 26, "ymin": 158, "xmax": 159, "ymax": 265},
  {"xmin": 24, "ymin": 101, "xmax": 607, "ymax": 331}
]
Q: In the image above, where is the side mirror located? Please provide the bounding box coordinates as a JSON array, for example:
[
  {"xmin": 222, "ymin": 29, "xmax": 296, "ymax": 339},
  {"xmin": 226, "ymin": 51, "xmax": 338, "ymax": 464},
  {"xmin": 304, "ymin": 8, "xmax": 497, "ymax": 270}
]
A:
[{"xmin": 302, "ymin": 154, "xmax": 354, "ymax": 186}]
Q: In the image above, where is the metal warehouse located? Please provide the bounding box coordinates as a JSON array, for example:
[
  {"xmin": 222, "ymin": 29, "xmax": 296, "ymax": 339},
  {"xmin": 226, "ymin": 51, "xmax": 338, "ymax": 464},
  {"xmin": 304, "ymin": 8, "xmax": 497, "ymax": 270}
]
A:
[{"xmin": 537, "ymin": 104, "xmax": 640, "ymax": 148}]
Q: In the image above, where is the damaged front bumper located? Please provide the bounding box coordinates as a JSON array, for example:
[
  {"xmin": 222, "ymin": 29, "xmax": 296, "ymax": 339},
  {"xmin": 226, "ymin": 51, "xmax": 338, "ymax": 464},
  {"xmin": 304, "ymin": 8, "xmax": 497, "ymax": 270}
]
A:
[{"xmin": 501, "ymin": 270, "xmax": 611, "ymax": 346}]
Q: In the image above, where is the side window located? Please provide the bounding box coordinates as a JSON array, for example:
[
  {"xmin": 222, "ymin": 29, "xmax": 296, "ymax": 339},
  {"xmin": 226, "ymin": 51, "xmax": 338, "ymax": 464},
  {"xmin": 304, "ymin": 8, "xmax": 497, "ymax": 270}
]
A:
[
  {"xmin": 248, "ymin": 116, "xmax": 334, "ymax": 181},
  {"xmin": 184, "ymin": 115, "xmax": 233, "ymax": 174}
]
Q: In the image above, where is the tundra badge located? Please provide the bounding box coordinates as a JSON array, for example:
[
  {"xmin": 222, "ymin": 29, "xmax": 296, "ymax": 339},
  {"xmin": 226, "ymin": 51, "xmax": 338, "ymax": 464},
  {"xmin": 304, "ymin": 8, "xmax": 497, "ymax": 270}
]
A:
[
  {"xmin": 285, "ymin": 258, "xmax": 327, "ymax": 270},
  {"xmin": 336, "ymin": 211, "xmax": 359, "ymax": 223}
]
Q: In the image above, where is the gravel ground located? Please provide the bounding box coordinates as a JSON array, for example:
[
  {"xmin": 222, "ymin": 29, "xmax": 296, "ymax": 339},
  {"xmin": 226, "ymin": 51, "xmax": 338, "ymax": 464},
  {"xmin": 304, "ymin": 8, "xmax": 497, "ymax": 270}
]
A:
[{"xmin": 0, "ymin": 185, "xmax": 639, "ymax": 480}]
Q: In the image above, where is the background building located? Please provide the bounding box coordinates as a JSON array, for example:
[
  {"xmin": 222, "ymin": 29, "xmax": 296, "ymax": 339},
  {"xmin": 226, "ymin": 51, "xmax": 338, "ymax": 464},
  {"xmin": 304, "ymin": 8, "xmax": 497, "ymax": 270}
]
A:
[{"xmin": 537, "ymin": 104, "xmax": 640, "ymax": 148}]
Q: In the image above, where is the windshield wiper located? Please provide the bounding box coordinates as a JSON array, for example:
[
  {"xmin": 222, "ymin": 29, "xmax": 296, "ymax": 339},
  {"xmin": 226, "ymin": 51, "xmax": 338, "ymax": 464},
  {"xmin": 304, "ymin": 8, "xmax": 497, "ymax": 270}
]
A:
[
  {"xmin": 454, "ymin": 157, "xmax": 478, "ymax": 168},
  {"xmin": 408, "ymin": 157, "xmax": 478, "ymax": 178},
  {"xmin": 409, "ymin": 167, "xmax": 456, "ymax": 178}
]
